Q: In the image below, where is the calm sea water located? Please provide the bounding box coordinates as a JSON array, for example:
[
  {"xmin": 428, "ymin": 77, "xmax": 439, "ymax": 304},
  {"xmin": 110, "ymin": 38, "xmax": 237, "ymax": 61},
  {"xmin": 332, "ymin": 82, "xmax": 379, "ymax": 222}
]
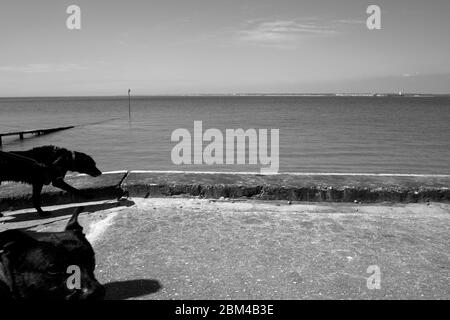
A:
[{"xmin": 0, "ymin": 96, "xmax": 449, "ymax": 174}]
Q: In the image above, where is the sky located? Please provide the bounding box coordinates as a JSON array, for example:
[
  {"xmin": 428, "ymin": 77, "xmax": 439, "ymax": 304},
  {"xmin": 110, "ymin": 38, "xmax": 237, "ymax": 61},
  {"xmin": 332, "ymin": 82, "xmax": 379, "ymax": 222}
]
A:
[{"xmin": 0, "ymin": 0, "xmax": 449, "ymax": 96}]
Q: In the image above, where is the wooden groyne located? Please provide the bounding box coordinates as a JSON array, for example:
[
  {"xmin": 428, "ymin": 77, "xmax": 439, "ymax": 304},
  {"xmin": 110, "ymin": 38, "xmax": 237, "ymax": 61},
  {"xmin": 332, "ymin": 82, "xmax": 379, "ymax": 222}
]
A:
[{"xmin": 0, "ymin": 126, "xmax": 74, "ymax": 146}]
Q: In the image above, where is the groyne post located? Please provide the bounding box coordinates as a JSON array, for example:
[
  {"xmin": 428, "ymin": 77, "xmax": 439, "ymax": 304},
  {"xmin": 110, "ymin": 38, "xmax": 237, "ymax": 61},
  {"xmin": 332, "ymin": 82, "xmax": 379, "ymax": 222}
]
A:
[{"xmin": 128, "ymin": 88, "xmax": 131, "ymax": 120}]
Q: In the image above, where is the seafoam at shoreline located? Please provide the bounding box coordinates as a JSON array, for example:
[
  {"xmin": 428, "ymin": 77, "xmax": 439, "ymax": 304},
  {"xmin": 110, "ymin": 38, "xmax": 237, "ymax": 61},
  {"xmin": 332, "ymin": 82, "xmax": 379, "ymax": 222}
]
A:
[{"xmin": 74, "ymin": 170, "xmax": 450, "ymax": 178}]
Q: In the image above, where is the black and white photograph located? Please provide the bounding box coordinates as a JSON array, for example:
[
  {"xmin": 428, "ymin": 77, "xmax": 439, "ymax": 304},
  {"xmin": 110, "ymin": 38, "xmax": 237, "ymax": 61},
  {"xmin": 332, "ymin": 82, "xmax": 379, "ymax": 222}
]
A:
[{"xmin": 0, "ymin": 0, "xmax": 449, "ymax": 309}]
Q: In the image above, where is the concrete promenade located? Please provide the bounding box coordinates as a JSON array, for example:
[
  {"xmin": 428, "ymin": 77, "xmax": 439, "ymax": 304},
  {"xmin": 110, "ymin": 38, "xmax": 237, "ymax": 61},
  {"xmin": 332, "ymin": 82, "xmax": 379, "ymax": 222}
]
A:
[
  {"xmin": 0, "ymin": 172, "xmax": 449, "ymax": 299},
  {"xmin": 1, "ymin": 198, "xmax": 449, "ymax": 299}
]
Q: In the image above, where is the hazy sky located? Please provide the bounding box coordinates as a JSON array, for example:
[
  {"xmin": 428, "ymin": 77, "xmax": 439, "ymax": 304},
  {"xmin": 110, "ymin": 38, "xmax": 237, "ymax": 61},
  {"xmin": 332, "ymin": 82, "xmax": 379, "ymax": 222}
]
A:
[{"xmin": 0, "ymin": 0, "xmax": 449, "ymax": 96}]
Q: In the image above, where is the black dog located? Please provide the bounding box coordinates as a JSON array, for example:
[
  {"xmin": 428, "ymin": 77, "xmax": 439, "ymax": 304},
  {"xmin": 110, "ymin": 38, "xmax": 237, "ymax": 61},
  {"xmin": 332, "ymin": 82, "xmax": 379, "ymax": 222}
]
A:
[
  {"xmin": 0, "ymin": 208, "xmax": 105, "ymax": 300},
  {"xmin": 0, "ymin": 146, "xmax": 102, "ymax": 216},
  {"xmin": 0, "ymin": 150, "xmax": 63, "ymax": 217}
]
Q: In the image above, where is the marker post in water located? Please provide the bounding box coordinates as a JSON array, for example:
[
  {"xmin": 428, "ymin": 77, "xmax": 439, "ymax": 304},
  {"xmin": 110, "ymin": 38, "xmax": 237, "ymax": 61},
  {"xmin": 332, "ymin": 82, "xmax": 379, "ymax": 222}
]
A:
[{"xmin": 128, "ymin": 88, "xmax": 131, "ymax": 120}]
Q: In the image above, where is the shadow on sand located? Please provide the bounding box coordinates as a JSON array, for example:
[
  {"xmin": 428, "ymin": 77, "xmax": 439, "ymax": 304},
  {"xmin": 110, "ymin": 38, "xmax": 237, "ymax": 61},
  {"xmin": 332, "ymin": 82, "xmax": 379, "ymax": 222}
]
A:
[
  {"xmin": 2, "ymin": 199, "xmax": 135, "ymax": 224},
  {"xmin": 104, "ymin": 279, "xmax": 162, "ymax": 300}
]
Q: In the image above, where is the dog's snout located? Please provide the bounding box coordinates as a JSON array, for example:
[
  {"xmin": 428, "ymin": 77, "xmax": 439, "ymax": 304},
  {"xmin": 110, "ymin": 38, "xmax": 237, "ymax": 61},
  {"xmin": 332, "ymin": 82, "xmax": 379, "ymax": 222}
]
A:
[{"xmin": 92, "ymin": 169, "xmax": 102, "ymax": 177}]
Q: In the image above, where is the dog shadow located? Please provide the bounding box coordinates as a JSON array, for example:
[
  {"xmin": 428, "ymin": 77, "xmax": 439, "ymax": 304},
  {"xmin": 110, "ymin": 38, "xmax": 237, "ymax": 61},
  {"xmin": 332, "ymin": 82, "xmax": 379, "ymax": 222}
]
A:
[
  {"xmin": 2, "ymin": 199, "xmax": 135, "ymax": 224},
  {"xmin": 103, "ymin": 279, "xmax": 162, "ymax": 300}
]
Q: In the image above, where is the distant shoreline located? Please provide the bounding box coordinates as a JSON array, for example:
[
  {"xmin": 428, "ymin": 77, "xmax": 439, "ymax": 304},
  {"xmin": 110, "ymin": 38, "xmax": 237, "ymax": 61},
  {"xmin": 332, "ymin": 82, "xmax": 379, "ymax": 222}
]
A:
[{"xmin": 1, "ymin": 93, "xmax": 450, "ymax": 100}]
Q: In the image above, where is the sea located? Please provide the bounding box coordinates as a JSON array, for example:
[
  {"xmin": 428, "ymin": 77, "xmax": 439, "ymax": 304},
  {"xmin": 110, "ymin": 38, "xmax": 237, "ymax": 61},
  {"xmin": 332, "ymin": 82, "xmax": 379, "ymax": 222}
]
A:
[{"xmin": 0, "ymin": 96, "xmax": 449, "ymax": 174}]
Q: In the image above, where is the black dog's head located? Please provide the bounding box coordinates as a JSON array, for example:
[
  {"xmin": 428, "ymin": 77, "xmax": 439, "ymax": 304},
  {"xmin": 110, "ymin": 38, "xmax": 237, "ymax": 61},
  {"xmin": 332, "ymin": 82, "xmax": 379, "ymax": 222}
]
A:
[
  {"xmin": 0, "ymin": 208, "xmax": 105, "ymax": 300},
  {"xmin": 71, "ymin": 151, "xmax": 102, "ymax": 177},
  {"xmin": 22, "ymin": 146, "xmax": 103, "ymax": 178}
]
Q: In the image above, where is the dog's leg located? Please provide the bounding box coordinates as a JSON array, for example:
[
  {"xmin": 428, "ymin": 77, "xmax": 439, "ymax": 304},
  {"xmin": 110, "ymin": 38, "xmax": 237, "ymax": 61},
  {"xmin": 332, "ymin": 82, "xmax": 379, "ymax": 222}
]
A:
[
  {"xmin": 52, "ymin": 179, "xmax": 82, "ymax": 194},
  {"xmin": 52, "ymin": 179, "xmax": 94, "ymax": 199},
  {"xmin": 32, "ymin": 183, "xmax": 50, "ymax": 217}
]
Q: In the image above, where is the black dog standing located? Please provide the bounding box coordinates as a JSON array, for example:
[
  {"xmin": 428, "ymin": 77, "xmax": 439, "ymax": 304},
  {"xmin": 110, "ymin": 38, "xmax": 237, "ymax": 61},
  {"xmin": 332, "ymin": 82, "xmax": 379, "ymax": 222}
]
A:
[{"xmin": 0, "ymin": 146, "xmax": 102, "ymax": 217}]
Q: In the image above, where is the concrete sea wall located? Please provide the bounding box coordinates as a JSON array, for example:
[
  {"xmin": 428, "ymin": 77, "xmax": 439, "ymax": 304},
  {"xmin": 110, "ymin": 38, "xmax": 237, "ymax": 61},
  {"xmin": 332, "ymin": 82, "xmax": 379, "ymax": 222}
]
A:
[{"xmin": 1, "ymin": 171, "xmax": 449, "ymax": 211}]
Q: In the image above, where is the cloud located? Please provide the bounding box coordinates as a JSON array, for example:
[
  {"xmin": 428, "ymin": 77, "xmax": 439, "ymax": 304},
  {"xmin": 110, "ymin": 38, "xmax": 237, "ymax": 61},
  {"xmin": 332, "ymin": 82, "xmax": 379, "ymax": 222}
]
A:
[
  {"xmin": 237, "ymin": 20, "xmax": 336, "ymax": 46},
  {"xmin": 0, "ymin": 63, "xmax": 87, "ymax": 73},
  {"xmin": 335, "ymin": 19, "xmax": 365, "ymax": 25},
  {"xmin": 234, "ymin": 18, "xmax": 361, "ymax": 48},
  {"xmin": 402, "ymin": 72, "xmax": 420, "ymax": 77}
]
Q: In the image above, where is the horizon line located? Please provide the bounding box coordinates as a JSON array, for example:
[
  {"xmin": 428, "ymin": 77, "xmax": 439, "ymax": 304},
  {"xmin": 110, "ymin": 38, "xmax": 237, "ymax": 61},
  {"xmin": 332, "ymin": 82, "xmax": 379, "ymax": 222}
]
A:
[{"xmin": 1, "ymin": 92, "xmax": 450, "ymax": 99}]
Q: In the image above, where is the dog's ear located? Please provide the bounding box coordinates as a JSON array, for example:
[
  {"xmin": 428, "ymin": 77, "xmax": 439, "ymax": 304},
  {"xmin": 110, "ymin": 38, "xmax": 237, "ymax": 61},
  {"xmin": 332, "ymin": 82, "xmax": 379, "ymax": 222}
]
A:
[
  {"xmin": 0, "ymin": 230, "xmax": 38, "ymax": 253},
  {"xmin": 65, "ymin": 207, "xmax": 84, "ymax": 233},
  {"xmin": 0, "ymin": 230, "xmax": 35, "ymax": 296}
]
